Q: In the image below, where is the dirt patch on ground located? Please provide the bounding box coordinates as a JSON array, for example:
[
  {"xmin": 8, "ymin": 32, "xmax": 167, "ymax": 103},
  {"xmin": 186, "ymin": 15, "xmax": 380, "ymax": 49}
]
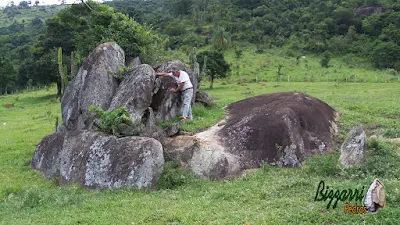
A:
[{"xmin": 389, "ymin": 138, "xmax": 400, "ymax": 143}]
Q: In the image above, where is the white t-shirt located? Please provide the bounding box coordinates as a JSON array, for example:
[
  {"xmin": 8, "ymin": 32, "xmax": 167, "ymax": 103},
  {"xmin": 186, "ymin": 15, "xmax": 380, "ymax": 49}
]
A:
[{"xmin": 168, "ymin": 71, "xmax": 193, "ymax": 91}]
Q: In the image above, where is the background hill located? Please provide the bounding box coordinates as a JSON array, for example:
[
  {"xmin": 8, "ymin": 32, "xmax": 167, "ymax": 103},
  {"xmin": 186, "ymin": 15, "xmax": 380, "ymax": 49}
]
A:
[
  {"xmin": 0, "ymin": 4, "xmax": 65, "ymax": 28},
  {"xmin": 0, "ymin": 0, "xmax": 399, "ymax": 96}
]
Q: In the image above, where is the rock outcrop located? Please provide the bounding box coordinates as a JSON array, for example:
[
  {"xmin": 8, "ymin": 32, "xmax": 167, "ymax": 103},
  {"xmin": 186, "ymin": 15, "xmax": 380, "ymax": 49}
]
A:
[
  {"xmin": 36, "ymin": 43, "xmax": 184, "ymax": 190},
  {"xmin": 140, "ymin": 107, "xmax": 167, "ymax": 144},
  {"xmin": 165, "ymin": 92, "xmax": 338, "ymax": 179},
  {"xmin": 355, "ymin": 6, "xmax": 393, "ymax": 18},
  {"xmin": 32, "ymin": 131, "xmax": 164, "ymax": 189},
  {"xmin": 339, "ymin": 126, "xmax": 366, "ymax": 167},
  {"xmin": 61, "ymin": 42, "xmax": 124, "ymax": 130},
  {"xmin": 150, "ymin": 75, "xmax": 181, "ymax": 121},
  {"xmin": 109, "ymin": 64, "xmax": 156, "ymax": 121},
  {"xmin": 220, "ymin": 92, "xmax": 338, "ymax": 168},
  {"xmin": 36, "ymin": 42, "xmax": 341, "ymax": 184},
  {"xmin": 164, "ymin": 123, "xmax": 241, "ymax": 179},
  {"xmin": 164, "ymin": 120, "xmax": 185, "ymax": 137},
  {"xmin": 195, "ymin": 90, "xmax": 214, "ymax": 107},
  {"xmin": 126, "ymin": 56, "xmax": 142, "ymax": 68}
]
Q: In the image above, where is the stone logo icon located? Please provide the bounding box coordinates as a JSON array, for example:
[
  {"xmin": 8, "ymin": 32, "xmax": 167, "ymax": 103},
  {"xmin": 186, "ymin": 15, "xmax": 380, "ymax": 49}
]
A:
[{"xmin": 363, "ymin": 179, "xmax": 386, "ymax": 213}]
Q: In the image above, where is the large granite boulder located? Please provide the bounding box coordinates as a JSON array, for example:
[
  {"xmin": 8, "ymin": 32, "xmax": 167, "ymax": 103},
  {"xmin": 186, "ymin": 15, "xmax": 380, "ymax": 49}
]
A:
[
  {"xmin": 164, "ymin": 130, "xmax": 241, "ymax": 179},
  {"xmin": 32, "ymin": 130, "xmax": 164, "ymax": 189},
  {"xmin": 139, "ymin": 107, "xmax": 167, "ymax": 144},
  {"xmin": 165, "ymin": 92, "xmax": 338, "ymax": 179},
  {"xmin": 150, "ymin": 75, "xmax": 181, "ymax": 121},
  {"xmin": 126, "ymin": 56, "xmax": 142, "ymax": 68},
  {"xmin": 219, "ymin": 92, "xmax": 338, "ymax": 168},
  {"xmin": 61, "ymin": 42, "xmax": 124, "ymax": 130},
  {"xmin": 109, "ymin": 64, "xmax": 156, "ymax": 121}
]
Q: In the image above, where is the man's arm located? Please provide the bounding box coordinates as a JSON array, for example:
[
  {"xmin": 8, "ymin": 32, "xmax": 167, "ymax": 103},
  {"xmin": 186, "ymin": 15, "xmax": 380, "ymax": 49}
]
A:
[
  {"xmin": 171, "ymin": 82, "xmax": 184, "ymax": 93},
  {"xmin": 155, "ymin": 72, "xmax": 170, "ymax": 77},
  {"xmin": 176, "ymin": 82, "xmax": 185, "ymax": 91}
]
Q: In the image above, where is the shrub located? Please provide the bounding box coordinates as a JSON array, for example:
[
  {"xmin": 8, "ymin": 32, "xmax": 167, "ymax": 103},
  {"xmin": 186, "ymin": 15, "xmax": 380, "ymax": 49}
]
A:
[
  {"xmin": 370, "ymin": 41, "xmax": 400, "ymax": 69},
  {"xmin": 156, "ymin": 162, "xmax": 192, "ymax": 190},
  {"xmin": 320, "ymin": 51, "xmax": 331, "ymax": 68},
  {"xmin": 109, "ymin": 66, "xmax": 134, "ymax": 83},
  {"xmin": 88, "ymin": 105, "xmax": 142, "ymax": 136}
]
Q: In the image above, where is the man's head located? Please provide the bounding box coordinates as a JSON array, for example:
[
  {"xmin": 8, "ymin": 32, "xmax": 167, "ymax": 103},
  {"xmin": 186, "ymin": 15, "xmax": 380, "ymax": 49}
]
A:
[
  {"xmin": 171, "ymin": 67, "xmax": 180, "ymax": 77},
  {"xmin": 171, "ymin": 70, "xmax": 180, "ymax": 77}
]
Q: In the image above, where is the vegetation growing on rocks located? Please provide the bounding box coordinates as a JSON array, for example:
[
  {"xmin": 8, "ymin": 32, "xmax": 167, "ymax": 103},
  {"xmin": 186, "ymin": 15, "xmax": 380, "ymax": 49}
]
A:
[{"xmin": 89, "ymin": 105, "xmax": 143, "ymax": 136}]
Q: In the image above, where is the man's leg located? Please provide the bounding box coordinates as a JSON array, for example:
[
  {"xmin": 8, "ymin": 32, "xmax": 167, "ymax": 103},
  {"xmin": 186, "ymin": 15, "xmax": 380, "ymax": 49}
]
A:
[
  {"xmin": 188, "ymin": 104, "xmax": 193, "ymax": 119},
  {"xmin": 187, "ymin": 89, "xmax": 193, "ymax": 119},
  {"xmin": 181, "ymin": 89, "xmax": 193, "ymax": 119}
]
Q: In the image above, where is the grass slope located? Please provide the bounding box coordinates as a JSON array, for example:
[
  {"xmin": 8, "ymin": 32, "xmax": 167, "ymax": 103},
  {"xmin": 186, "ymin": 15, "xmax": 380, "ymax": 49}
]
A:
[
  {"xmin": 1, "ymin": 82, "xmax": 400, "ymax": 224},
  {"xmin": 0, "ymin": 5, "xmax": 66, "ymax": 27},
  {"xmin": 223, "ymin": 45, "xmax": 399, "ymax": 83}
]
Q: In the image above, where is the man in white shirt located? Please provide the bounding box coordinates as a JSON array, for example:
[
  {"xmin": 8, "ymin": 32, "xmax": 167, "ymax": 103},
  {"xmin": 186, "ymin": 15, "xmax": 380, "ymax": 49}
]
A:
[{"xmin": 156, "ymin": 69, "xmax": 194, "ymax": 120}]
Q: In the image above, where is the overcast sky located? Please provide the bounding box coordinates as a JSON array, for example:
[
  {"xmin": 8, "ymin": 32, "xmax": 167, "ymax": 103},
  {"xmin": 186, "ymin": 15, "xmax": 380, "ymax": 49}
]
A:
[{"xmin": 0, "ymin": 0, "xmax": 104, "ymax": 7}]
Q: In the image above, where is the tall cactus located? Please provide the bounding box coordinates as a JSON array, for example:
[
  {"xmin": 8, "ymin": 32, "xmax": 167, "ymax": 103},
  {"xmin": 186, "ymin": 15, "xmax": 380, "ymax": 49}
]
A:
[
  {"xmin": 188, "ymin": 47, "xmax": 207, "ymax": 88},
  {"xmin": 58, "ymin": 47, "xmax": 68, "ymax": 96},
  {"xmin": 190, "ymin": 47, "xmax": 197, "ymax": 70},
  {"xmin": 70, "ymin": 51, "xmax": 77, "ymax": 80},
  {"xmin": 199, "ymin": 55, "xmax": 207, "ymax": 86}
]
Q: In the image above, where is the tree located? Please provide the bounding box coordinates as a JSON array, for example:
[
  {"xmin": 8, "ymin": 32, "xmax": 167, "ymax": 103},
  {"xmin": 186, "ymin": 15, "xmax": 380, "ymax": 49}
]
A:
[
  {"xmin": 197, "ymin": 51, "xmax": 230, "ymax": 89},
  {"xmin": 370, "ymin": 41, "xmax": 400, "ymax": 69},
  {"xmin": 0, "ymin": 58, "xmax": 17, "ymax": 94},
  {"xmin": 35, "ymin": 0, "xmax": 163, "ymax": 96},
  {"xmin": 18, "ymin": 1, "xmax": 29, "ymax": 8},
  {"xmin": 212, "ymin": 26, "xmax": 231, "ymax": 51},
  {"xmin": 165, "ymin": 0, "xmax": 193, "ymax": 15},
  {"xmin": 380, "ymin": 24, "xmax": 400, "ymax": 44},
  {"xmin": 320, "ymin": 51, "xmax": 331, "ymax": 68},
  {"xmin": 31, "ymin": 17, "xmax": 43, "ymax": 27},
  {"xmin": 233, "ymin": 0, "xmax": 262, "ymax": 10},
  {"xmin": 44, "ymin": 1, "xmax": 162, "ymax": 64}
]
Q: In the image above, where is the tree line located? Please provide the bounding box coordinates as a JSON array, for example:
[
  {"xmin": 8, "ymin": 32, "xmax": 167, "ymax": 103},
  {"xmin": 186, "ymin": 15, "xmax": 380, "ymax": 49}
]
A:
[{"xmin": 0, "ymin": 0, "xmax": 399, "ymax": 95}]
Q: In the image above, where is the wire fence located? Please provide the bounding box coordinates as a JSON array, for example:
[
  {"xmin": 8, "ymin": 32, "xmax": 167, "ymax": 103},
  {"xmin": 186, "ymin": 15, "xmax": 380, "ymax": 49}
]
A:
[{"xmin": 234, "ymin": 73, "xmax": 400, "ymax": 83}]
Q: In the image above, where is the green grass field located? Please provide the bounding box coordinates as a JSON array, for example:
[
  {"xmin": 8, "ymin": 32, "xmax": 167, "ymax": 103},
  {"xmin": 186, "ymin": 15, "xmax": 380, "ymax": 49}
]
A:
[
  {"xmin": 1, "ymin": 81, "xmax": 400, "ymax": 224},
  {"xmin": 166, "ymin": 44, "xmax": 400, "ymax": 86}
]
